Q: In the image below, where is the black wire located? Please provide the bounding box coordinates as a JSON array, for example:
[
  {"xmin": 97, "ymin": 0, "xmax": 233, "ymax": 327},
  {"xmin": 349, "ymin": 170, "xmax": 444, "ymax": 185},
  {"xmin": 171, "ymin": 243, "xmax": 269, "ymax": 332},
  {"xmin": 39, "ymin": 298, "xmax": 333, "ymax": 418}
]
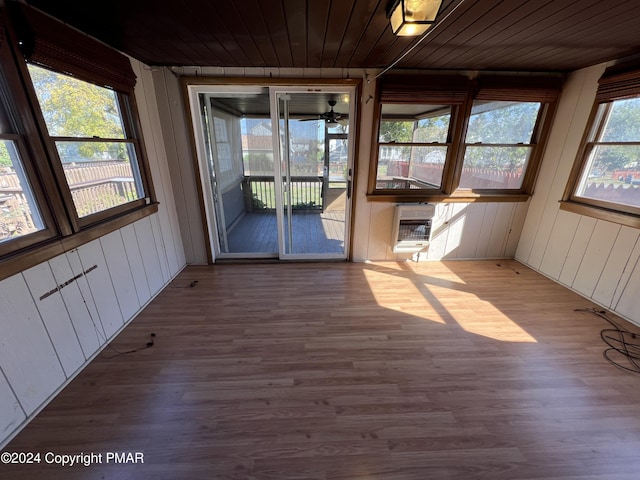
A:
[
  {"xmin": 100, "ymin": 333, "xmax": 156, "ymax": 360},
  {"xmin": 576, "ymin": 307, "xmax": 640, "ymax": 374}
]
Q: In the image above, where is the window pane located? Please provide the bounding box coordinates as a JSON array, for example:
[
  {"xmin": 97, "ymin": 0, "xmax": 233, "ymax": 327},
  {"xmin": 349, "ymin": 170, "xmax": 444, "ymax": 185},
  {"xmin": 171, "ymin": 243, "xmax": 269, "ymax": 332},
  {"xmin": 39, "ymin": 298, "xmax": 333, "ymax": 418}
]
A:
[
  {"xmin": 466, "ymin": 101, "xmax": 540, "ymax": 144},
  {"xmin": 379, "ymin": 106, "xmax": 451, "ymax": 143},
  {"xmin": 377, "ymin": 145, "xmax": 446, "ymax": 189},
  {"xmin": 241, "ymin": 118, "xmax": 274, "ymax": 176},
  {"xmin": 459, "ymin": 146, "xmax": 531, "ymax": 189},
  {"xmin": 576, "ymin": 144, "xmax": 640, "ymax": 208},
  {"xmin": 0, "ymin": 140, "xmax": 44, "ymax": 243},
  {"xmin": 376, "ymin": 104, "xmax": 451, "ymax": 189},
  {"xmin": 55, "ymin": 141, "xmax": 143, "ymax": 217},
  {"xmin": 28, "ymin": 65, "xmax": 125, "ymax": 139},
  {"xmin": 601, "ymin": 98, "xmax": 640, "ymax": 142}
]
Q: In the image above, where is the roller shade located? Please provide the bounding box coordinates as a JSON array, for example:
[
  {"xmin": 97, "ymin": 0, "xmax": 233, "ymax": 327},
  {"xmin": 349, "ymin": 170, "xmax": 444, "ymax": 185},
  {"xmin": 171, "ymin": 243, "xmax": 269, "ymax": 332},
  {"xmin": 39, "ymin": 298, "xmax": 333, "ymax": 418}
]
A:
[
  {"xmin": 8, "ymin": 2, "xmax": 136, "ymax": 93},
  {"xmin": 379, "ymin": 74, "xmax": 470, "ymax": 104},
  {"xmin": 474, "ymin": 76, "xmax": 564, "ymax": 103},
  {"xmin": 595, "ymin": 63, "xmax": 640, "ymax": 103}
]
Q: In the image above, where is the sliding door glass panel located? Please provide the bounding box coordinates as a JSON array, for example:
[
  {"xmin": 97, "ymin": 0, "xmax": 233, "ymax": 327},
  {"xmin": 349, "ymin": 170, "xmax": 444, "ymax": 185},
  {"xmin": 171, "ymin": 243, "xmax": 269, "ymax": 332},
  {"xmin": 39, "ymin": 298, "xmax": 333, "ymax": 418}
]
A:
[
  {"xmin": 274, "ymin": 90, "xmax": 352, "ymax": 258},
  {"xmin": 199, "ymin": 89, "xmax": 278, "ymax": 256}
]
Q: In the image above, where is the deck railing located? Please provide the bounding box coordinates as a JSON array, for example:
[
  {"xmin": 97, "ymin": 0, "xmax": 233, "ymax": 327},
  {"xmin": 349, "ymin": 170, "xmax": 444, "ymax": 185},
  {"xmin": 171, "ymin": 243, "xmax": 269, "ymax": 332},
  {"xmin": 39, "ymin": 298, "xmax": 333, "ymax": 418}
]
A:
[{"xmin": 244, "ymin": 175, "xmax": 323, "ymax": 211}]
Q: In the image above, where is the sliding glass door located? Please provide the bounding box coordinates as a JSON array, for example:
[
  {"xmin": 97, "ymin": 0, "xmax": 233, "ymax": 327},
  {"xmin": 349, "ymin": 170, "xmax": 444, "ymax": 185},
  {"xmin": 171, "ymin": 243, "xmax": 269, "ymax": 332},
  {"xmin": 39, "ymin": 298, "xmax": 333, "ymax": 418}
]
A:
[
  {"xmin": 271, "ymin": 88, "xmax": 353, "ymax": 259},
  {"xmin": 188, "ymin": 84, "xmax": 355, "ymax": 261}
]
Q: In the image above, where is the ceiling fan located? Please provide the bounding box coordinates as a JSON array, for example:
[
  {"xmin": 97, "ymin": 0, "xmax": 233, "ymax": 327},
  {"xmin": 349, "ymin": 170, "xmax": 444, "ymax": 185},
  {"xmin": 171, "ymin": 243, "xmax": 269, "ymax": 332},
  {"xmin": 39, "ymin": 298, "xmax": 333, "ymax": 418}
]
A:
[{"xmin": 300, "ymin": 100, "xmax": 348, "ymax": 125}]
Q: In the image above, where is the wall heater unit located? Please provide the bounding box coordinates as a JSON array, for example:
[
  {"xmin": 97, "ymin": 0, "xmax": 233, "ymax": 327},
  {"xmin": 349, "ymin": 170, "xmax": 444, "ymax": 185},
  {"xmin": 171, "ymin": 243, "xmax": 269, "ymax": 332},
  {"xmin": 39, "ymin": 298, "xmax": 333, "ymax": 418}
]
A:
[{"xmin": 391, "ymin": 203, "xmax": 435, "ymax": 253}]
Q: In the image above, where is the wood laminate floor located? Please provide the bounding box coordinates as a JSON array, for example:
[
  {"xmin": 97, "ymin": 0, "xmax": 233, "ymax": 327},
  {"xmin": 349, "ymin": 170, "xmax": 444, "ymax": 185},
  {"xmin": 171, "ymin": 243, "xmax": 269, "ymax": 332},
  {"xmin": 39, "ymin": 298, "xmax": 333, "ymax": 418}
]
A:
[{"xmin": 3, "ymin": 260, "xmax": 640, "ymax": 479}]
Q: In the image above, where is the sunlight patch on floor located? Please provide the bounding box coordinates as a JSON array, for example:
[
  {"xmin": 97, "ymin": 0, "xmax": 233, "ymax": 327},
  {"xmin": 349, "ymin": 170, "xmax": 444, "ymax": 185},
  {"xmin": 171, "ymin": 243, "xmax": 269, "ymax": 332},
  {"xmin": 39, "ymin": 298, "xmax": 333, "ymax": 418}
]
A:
[
  {"xmin": 363, "ymin": 263, "xmax": 447, "ymax": 324},
  {"xmin": 365, "ymin": 261, "xmax": 537, "ymax": 343}
]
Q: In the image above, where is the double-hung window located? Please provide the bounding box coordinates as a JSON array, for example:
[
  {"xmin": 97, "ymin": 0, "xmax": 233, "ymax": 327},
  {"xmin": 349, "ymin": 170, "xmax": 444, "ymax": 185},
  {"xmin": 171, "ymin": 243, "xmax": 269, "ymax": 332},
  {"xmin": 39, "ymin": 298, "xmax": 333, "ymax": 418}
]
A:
[
  {"xmin": 458, "ymin": 101, "xmax": 541, "ymax": 190},
  {"xmin": 0, "ymin": 3, "xmax": 156, "ymax": 280},
  {"xmin": 0, "ymin": 47, "xmax": 57, "ymax": 257},
  {"xmin": 377, "ymin": 104, "xmax": 453, "ymax": 190},
  {"xmin": 27, "ymin": 65, "xmax": 147, "ymax": 225},
  {"xmin": 563, "ymin": 63, "xmax": 640, "ymax": 224},
  {"xmin": 371, "ymin": 75, "xmax": 468, "ymax": 196},
  {"xmin": 456, "ymin": 76, "xmax": 560, "ymax": 193},
  {"xmin": 368, "ymin": 74, "xmax": 562, "ymax": 201}
]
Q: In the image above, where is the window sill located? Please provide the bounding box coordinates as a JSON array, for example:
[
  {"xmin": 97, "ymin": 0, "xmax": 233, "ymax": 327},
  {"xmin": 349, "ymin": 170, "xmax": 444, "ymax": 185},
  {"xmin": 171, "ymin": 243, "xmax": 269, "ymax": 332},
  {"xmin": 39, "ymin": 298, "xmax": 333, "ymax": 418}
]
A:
[
  {"xmin": 367, "ymin": 192, "xmax": 531, "ymax": 203},
  {"xmin": 559, "ymin": 200, "xmax": 640, "ymax": 229},
  {"xmin": 0, "ymin": 202, "xmax": 158, "ymax": 282}
]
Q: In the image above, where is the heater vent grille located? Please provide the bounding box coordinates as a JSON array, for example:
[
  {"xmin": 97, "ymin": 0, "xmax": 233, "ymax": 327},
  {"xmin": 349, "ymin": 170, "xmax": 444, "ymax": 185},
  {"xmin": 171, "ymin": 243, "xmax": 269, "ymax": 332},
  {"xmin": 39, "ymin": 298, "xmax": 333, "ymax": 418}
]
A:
[{"xmin": 392, "ymin": 204, "xmax": 435, "ymax": 253}]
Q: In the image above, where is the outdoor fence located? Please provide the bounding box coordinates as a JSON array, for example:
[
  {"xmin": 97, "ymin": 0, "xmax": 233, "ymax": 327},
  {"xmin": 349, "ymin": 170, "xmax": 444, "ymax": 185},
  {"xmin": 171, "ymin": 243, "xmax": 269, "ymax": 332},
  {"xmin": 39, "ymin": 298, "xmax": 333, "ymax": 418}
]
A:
[
  {"xmin": 384, "ymin": 161, "xmax": 523, "ymax": 189},
  {"xmin": 0, "ymin": 162, "xmax": 136, "ymax": 240}
]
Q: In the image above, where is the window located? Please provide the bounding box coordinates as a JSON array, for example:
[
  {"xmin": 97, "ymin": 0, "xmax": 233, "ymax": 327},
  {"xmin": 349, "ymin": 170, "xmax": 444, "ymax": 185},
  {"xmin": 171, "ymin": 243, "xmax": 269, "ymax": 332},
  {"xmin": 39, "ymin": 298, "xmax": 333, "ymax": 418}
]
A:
[
  {"xmin": 207, "ymin": 109, "xmax": 243, "ymax": 192},
  {"xmin": 376, "ymin": 104, "xmax": 452, "ymax": 190},
  {"xmin": 458, "ymin": 100, "xmax": 543, "ymax": 190},
  {"xmin": 369, "ymin": 74, "xmax": 562, "ymax": 201},
  {"xmin": 28, "ymin": 65, "xmax": 146, "ymax": 220},
  {"xmin": 0, "ymin": 139, "xmax": 43, "ymax": 241},
  {"xmin": 371, "ymin": 75, "xmax": 468, "ymax": 196},
  {"xmin": 563, "ymin": 64, "xmax": 640, "ymax": 224},
  {"xmin": 0, "ymin": 3, "xmax": 156, "ymax": 280},
  {"xmin": 0, "ymin": 24, "xmax": 59, "ymax": 259}
]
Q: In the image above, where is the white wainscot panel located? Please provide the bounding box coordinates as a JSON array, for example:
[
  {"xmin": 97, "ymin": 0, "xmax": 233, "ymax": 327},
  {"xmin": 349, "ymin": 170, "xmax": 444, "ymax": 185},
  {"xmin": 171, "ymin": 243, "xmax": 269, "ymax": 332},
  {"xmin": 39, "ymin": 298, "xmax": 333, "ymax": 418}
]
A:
[
  {"xmin": 455, "ymin": 203, "xmax": 486, "ymax": 259},
  {"xmin": 100, "ymin": 230, "xmax": 141, "ymax": 322},
  {"xmin": 150, "ymin": 213, "xmax": 170, "ymax": 283},
  {"xmin": 77, "ymin": 240, "xmax": 124, "ymax": 339},
  {"xmin": 426, "ymin": 203, "xmax": 451, "ymax": 259},
  {"xmin": 22, "ymin": 263, "xmax": 85, "ymax": 377},
  {"xmin": 572, "ymin": 220, "xmax": 620, "ymax": 298},
  {"xmin": 0, "ymin": 372, "xmax": 24, "ymax": 441},
  {"xmin": 441, "ymin": 202, "xmax": 468, "ymax": 259},
  {"xmin": 49, "ymin": 253, "xmax": 102, "ymax": 358},
  {"xmin": 612, "ymin": 236, "xmax": 640, "ymax": 312},
  {"xmin": 121, "ymin": 223, "xmax": 152, "ymax": 305},
  {"xmin": 367, "ymin": 204, "xmax": 392, "ymax": 260},
  {"xmin": 505, "ymin": 202, "xmax": 529, "ymax": 258},
  {"xmin": 486, "ymin": 203, "xmax": 515, "ymax": 258},
  {"xmin": 539, "ymin": 209, "xmax": 582, "ymax": 280},
  {"xmin": 558, "ymin": 216, "xmax": 597, "ymax": 287},
  {"xmin": 475, "ymin": 203, "xmax": 500, "ymax": 259},
  {"xmin": 134, "ymin": 216, "xmax": 165, "ymax": 295},
  {"xmin": 134, "ymin": 60, "xmax": 184, "ymax": 276},
  {"xmin": 0, "ymin": 274, "xmax": 65, "ymax": 415},
  {"xmin": 614, "ymin": 257, "xmax": 640, "ymax": 325},
  {"xmin": 592, "ymin": 227, "xmax": 640, "ymax": 308}
]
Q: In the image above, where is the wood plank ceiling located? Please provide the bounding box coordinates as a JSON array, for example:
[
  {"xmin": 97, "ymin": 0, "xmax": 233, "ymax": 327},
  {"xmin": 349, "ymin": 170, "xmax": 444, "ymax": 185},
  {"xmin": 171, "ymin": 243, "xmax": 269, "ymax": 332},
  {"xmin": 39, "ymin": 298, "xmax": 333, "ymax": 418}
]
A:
[{"xmin": 25, "ymin": 0, "xmax": 640, "ymax": 72}]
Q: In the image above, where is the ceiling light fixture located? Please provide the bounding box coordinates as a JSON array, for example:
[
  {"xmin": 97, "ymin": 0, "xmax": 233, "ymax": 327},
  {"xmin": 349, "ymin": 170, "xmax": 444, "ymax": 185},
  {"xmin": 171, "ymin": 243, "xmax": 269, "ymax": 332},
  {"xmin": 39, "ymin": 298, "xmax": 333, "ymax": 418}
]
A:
[{"xmin": 388, "ymin": 0, "xmax": 443, "ymax": 36}]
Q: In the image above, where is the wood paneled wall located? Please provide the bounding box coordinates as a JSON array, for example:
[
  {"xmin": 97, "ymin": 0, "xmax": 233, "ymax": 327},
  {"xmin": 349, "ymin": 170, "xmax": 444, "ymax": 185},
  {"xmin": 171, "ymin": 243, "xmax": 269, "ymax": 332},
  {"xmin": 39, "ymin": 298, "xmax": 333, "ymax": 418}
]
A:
[
  {"xmin": 355, "ymin": 201, "xmax": 529, "ymax": 261},
  {"xmin": 0, "ymin": 59, "xmax": 186, "ymax": 448},
  {"xmin": 516, "ymin": 63, "xmax": 640, "ymax": 326}
]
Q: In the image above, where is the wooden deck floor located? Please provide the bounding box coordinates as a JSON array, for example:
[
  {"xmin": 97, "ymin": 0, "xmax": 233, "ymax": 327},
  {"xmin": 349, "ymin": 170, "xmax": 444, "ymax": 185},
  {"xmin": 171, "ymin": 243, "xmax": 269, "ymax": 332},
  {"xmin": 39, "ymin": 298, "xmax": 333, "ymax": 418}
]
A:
[
  {"xmin": 226, "ymin": 211, "xmax": 345, "ymax": 255},
  {"xmin": 3, "ymin": 260, "xmax": 640, "ymax": 479}
]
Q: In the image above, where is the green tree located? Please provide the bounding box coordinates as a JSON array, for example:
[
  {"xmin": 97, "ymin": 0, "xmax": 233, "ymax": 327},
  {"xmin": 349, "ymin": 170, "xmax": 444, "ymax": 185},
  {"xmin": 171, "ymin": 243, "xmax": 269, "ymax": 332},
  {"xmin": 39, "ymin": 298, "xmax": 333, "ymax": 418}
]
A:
[
  {"xmin": 594, "ymin": 98, "xmax": 640, "ymax": 173},
  {"xmin": 379, "ymin": 120, "xmax": 413, "ymax": 143},
  {"xmin": 27, "ymin": 65, "xmax": 125, "ymax": 161},
  {"xmin": 0, "ymin": 142, "xmax": 11, "ymax": 168},
  {"xmin": 463, "ymin": 102, "xmax": 539, "ymax": 171}
]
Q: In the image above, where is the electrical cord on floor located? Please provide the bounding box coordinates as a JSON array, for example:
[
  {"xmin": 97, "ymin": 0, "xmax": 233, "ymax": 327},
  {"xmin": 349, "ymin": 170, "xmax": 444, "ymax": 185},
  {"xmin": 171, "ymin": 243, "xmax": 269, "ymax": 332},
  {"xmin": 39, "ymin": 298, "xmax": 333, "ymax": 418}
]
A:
[
  {"xmin": 100, "ymin": 333, "xmax": 156, "ymax": 360},
  {"xmin": 576, "ymin": 307, "xmax": 640, "ymax": 374},
  {"xmin": 171, "ymin": 280, "xmax": 199, "ymax": 288}
]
